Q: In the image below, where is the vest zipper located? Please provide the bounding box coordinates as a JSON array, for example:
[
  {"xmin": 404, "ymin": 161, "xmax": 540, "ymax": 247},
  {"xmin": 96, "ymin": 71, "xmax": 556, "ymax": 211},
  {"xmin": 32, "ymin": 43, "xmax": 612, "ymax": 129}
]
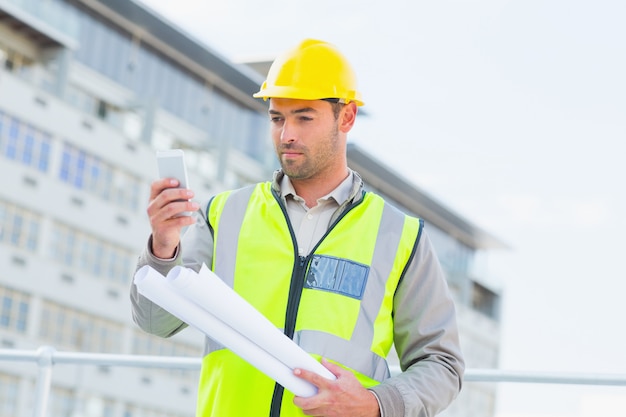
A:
[
  {"xmin": 270, "ymin": 188, "xmax": 309, "ymax": 417},
  {"xmin": 284, "ymin": 255, "xmax": 309, "ymax": 337},
  {"xmin": 269, "ymin": 188, "xmax": 365, "ymax": 416},
  {"xmin": 270, "ymin": 256, "xmax": 310, "ymax": 417}
]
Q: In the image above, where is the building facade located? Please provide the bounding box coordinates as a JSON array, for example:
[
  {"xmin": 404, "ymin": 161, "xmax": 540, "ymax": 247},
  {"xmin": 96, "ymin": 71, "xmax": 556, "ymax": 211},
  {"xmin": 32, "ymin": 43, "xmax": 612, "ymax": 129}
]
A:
[
  {"xmin": 0, "ymin": 1, "xmax": 505, "ymax": 416},
  {"xmin": 347, "ymin": 144, "xmax": 505, "ymax": 417}
]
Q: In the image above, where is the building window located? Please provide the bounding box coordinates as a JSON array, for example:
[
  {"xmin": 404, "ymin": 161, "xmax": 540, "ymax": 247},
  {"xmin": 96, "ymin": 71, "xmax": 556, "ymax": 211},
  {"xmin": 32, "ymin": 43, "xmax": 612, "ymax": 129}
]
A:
[
  {"xmin": 472, "ymin": 281, "xmax": 500, "ymax": 320},
  {"xmin": 0, "ymin": 44, "xmax": 35, "ymax": 81},
  {"xmin": 65, "ymin": 84, "xmax": 98, "ymax": 115},
  {"xmin": 58, "ymin": 143, "xmax": 141, "ymax": 211},
  {"xmin": 39, "ymin": 301, "xmax": 124, "ymax": 353},
  {"xmin": 0, "ymin": 373, "xmax": 19, "ymax": 417},
  {"xmin": 0, "ymin": 286, "xmax": 30, "ymax": 334},
  {"xmin": 65, "ymin": 84, "xmax": 124, "ymax": 129},
  {"xmin": 132, "ymin": 331, "xmax": 202, "ymax": 358},
  {"xmin": 102, "ymin": 398, "xmax": 116, "ymax": 417},
  {"xmin": 426, "ymin": 223, "xmax": 473, "ymax": 276},
  {"xmin": 0, "ymin": 200, "xmax": 41, "ymax": 252},
  {"xmin": 0, "ymin": 111, "xmax": 52, "ymax": 173},
  {"xmin": 49, "ymin": 221, "xmax": 135, "ymax": 285},
  {"xmin": 49, "ymin": 386, "xmax": 76, "ymax": 417},
  {"xmin": 132, "ymin": 331, "xmax": 202, "ymax": 380},
  {"xmin": 70, "ymin": 396, "xmax": 116, "ymax": 417}
]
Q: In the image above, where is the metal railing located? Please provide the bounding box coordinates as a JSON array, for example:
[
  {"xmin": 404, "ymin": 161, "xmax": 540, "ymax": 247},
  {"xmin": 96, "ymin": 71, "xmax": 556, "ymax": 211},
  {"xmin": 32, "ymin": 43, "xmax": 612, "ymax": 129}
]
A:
[{"xmin": 2, "ymin": 346, "xmax": 626, "ymax": 417}]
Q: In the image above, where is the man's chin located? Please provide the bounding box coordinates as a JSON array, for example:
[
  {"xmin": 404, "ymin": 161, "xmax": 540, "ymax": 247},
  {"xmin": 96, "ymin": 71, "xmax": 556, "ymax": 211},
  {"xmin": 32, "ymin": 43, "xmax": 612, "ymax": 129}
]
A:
[
  {"xmin": 282, "ymin": 168, "xmax": 308, "ymax": 180},
  {"xmin": 281, "ymin": 162, "xmax": 304, "ymax": 179}
]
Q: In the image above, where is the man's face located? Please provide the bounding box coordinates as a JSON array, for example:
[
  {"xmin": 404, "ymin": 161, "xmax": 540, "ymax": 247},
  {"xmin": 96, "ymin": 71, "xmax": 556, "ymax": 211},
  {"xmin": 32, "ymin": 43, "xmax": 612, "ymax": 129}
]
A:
[{"xmin": 268, "ymin": 98, "xmax": 344, "ymax": 181}]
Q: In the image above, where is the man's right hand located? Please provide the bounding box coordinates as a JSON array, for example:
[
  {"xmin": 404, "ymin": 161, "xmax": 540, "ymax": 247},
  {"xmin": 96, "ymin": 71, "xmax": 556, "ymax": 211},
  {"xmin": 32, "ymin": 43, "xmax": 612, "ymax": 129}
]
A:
[{"xmin": 147, "ymin": 178, "xmax": 199, "ymax": 259}]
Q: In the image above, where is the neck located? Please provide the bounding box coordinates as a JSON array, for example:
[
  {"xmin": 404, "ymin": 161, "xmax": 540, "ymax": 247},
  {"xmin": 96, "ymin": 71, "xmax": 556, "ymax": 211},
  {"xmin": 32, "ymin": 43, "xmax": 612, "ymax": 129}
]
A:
[{"xmin": 290, "ymin": 168, "xmax": 349, "ymax": 208}]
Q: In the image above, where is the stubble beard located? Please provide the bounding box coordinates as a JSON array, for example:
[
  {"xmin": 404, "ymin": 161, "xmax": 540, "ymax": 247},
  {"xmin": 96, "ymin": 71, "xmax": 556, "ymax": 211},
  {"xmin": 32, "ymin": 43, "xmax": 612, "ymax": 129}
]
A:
[{"xmin": 279, "ymin": 124, "xmax": 340, "ymax": 180}]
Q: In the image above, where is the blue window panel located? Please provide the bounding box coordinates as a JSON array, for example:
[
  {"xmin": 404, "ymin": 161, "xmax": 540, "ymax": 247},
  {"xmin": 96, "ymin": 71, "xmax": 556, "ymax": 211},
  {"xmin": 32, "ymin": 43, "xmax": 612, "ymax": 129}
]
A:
[
  {"xmin": 26, "ymin": 220, "xmax": 39, "ymax": 251},
  {"xmin": 0, "ymin": 205, "xmax": 6, "ymax": 241},
  {"xmin": 6, "ymin": 119, "xmax": 19, "ymax": 160},
  {"xmin": 73, "ymin": 152, "xmax": 86, "ymax": 188},
  {"xmin": 93, "ymin": 244, "xmax": 104, "ymax": 276},
  {"xmin": 10, "ymin": 215, "xmax": 23, "ymax": 245},
  {"xmin": 91, "ymin": 162, "xmax": 100, "ymax": 179},
  {"xmin": 90, "ymin": 163, "xmax": 100, "ymax": 192},
  {"xmin": 73, "ymin": 176, "xmax": 84, "ymax": 188},
  {"xmin": 0, "ymin": 297, "xmax": 11, "ymax": 327},
  {"xmin": 8, "ymin": 118, "xmax": 19, "ymax": 139},
  {"xmin": 39, "ymin": 139, "xmax": 51, "ymax": 172},
  {"xmin": 16, "ymin": 301, "xmax": 28, "ymax": 332},
  {"xmin": 0, "ymin": 111, "xmax": 5, "ymax": 147},
  {"xmin": 64, "ymin": 233, "xmax": 75, "ymax": 265},
  {"xmin": 76, "ymin": 151, "xmax": 86, "ymax": 170},
  {"xmin": 107, "ymin": 251, "xmax": 117, "ymax": 281},
  {"xmin": 22, "ymin": 131, "xmax": 34, "ymax": 165},
  {"xmin": 101, "ymin": 170, "xmax": 112, "ymax": 199},
  {"xmin": 129, "ymin": 181, "xmax": 140, "ymax": 210},
  {"xmin": 120, "ymin": 257, "xmax": 131, "ymax": 284},
  {"xmin": 60, "ymin": 150, "xmax": 71, "ymax": 181}
]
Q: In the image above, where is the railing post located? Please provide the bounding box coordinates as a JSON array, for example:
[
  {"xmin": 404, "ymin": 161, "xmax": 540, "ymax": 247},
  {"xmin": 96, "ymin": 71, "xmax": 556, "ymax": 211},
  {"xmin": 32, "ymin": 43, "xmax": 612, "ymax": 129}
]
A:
[{"xmin": 33, "ymin": 345, "xmax": 56, "ymax": 417}]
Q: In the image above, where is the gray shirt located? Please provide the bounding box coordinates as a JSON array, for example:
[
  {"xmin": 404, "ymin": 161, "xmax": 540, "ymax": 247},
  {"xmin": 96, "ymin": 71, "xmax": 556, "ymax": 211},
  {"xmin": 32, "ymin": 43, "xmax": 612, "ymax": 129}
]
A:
[{"xmin": 281, "ymin": 171, "xmax": 354, "ymax": 256}]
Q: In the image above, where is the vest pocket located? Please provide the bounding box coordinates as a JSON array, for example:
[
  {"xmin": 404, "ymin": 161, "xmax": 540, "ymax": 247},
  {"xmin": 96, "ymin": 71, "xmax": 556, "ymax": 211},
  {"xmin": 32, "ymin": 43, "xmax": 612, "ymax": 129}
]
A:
[{"xmin": 304, "ymin": 255, "xmax": 369, "ymax": 300}]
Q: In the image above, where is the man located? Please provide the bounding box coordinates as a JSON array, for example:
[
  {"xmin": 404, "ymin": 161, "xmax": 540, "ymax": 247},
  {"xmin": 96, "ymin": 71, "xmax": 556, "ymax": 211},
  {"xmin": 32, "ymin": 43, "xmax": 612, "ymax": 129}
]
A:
[{"xmin": 131, "ymin": 39, "xmax": 464, "ymax": 417}]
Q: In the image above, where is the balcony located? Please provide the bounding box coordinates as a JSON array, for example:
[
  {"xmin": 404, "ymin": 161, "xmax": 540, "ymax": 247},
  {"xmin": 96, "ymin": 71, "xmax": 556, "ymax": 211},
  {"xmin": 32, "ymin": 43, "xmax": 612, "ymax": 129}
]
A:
[{"xmin": 0, "ymin": 0, "xmax": 79, "ymax": 49}]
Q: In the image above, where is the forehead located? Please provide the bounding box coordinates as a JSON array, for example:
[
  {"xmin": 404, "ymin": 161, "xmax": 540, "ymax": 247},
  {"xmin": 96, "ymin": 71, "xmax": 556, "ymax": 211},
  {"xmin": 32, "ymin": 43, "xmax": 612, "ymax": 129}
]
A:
[{"xmin": 269, "ymin": 98, "xmax": 331, "ymax": 114}]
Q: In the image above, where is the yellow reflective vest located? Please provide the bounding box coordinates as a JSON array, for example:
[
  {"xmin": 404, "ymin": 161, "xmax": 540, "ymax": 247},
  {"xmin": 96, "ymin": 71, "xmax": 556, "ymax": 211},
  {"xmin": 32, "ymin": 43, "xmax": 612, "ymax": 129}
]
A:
[{"xmin": 197, "ymin": 181, "xmax": 422, "ymax": 416}]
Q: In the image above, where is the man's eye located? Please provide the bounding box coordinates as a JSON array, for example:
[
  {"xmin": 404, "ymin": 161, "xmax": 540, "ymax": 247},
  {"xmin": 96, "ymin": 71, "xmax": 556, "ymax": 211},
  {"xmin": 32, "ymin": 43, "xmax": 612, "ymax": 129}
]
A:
[
  {"xmin": 270, "ymin": 117, "xmax": 283, "ymax": 123},
  {"xmin": 299, "ymin": 116, "xmax": 313, "ymax": 122}
]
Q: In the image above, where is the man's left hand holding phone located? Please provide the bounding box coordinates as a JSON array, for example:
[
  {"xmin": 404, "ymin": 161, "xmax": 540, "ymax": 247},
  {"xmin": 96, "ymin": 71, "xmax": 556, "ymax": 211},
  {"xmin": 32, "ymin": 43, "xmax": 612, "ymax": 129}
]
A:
[{"xmin": 149, "ymin": 149, "xmax": 199, "ymax": 259}]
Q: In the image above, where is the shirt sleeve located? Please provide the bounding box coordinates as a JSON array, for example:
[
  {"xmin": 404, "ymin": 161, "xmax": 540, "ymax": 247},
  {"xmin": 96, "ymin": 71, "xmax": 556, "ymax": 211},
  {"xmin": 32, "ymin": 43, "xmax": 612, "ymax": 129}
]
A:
[
  {"xmin": 129, "ymin": 204, "xmax": 214, "ymax": 338},
  {"xmin": 369, "ymin": 230, "xmax": 465, "ymax": 417}
]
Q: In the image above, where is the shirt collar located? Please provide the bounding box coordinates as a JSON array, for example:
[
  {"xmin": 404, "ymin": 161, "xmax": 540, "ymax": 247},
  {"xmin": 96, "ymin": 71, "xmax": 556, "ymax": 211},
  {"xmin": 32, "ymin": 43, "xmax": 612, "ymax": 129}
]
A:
[{"xmin": 280, "ymin": 170, "xmax": 355, "ymax": 206}]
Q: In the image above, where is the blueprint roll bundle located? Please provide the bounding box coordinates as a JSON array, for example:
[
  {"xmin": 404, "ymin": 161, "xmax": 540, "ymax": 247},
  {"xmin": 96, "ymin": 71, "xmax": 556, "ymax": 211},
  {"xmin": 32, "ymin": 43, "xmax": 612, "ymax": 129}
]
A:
[{"xmin": 134, "ymin": 264, "xmax": 335, "ymax": 397}]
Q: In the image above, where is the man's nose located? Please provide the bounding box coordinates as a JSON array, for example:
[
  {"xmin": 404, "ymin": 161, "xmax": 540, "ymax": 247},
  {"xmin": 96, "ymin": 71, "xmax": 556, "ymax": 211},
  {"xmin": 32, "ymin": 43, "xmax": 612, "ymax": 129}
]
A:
[{"xmin": 280, "ymin": 120, "xmax": 296, "ymax": 143}]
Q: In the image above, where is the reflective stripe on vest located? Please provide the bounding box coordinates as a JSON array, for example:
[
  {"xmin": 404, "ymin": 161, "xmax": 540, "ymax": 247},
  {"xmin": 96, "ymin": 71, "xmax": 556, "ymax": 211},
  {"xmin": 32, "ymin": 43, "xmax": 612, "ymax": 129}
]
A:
[{"xmin": 197, "ymin": 182, "xmax": 421, "ymax": 416}]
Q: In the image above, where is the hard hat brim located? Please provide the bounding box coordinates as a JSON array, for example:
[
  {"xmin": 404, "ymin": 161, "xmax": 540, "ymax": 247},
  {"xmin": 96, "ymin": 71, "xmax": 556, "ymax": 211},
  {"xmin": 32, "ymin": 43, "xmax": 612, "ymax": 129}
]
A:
[{"xmin": 253, "ymin": 86, "xmax": 364, "ymax": 106}]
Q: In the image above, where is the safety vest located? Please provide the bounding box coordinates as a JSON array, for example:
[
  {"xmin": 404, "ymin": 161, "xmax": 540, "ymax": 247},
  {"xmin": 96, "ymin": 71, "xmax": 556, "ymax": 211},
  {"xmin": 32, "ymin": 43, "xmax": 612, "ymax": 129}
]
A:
[{"xmin": 197, "ymin": 182, "xmax": 422, "ymax": 417}]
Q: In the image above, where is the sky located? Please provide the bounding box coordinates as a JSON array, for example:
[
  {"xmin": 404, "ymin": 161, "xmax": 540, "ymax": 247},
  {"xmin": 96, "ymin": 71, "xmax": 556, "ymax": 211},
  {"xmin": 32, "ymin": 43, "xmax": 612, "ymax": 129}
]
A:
[{"xmin": 137, "ymin": 1, "xmax": 626, "ymax": 416}]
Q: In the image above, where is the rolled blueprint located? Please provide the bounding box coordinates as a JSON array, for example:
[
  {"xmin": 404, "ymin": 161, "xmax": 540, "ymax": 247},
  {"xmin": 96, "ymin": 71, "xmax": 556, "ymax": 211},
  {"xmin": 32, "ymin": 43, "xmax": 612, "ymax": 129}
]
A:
[{"xmin": 134, "ymin": 265, "xmax": 335, "ymax": 397}]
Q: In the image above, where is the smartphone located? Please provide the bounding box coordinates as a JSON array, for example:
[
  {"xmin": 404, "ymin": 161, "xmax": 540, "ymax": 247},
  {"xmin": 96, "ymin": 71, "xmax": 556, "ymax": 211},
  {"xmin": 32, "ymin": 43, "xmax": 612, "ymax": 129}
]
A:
[{"xmin": 156, "ymin": 149, "xmax": 192, "ymax": 216}]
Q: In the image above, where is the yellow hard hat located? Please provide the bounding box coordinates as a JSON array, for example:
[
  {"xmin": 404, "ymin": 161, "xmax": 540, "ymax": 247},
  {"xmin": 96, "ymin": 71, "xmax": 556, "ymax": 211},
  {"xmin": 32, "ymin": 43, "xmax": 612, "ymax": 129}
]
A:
[{"xmin": 253, "ymin": 39, "xmax": 364, "ymax": 106}]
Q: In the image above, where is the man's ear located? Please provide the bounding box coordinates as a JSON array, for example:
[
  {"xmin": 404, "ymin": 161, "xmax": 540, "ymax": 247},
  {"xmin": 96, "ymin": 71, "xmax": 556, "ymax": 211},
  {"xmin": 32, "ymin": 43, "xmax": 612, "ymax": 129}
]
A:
[{"xmin": 339, "ymin": 102, "xmax": 358, "ymax": 133}]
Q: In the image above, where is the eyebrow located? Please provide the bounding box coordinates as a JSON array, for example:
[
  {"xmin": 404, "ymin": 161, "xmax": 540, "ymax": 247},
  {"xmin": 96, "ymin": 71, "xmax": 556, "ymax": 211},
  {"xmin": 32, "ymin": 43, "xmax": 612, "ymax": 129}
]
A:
[{"xmin": 268, "ymin": 107, "xmax": 318, "ymax": 115}]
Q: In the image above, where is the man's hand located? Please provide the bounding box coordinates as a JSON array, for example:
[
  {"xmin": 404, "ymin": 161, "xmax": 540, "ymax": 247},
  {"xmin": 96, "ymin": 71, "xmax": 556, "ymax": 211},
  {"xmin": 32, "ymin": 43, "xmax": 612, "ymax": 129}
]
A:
[
  {"xmin": 147, "ymin": 178, "xmax": 199, "ymax": 259},
  {"xmin": 293, "ymin": 358, "xmax": 381, "ymax": 417}
]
